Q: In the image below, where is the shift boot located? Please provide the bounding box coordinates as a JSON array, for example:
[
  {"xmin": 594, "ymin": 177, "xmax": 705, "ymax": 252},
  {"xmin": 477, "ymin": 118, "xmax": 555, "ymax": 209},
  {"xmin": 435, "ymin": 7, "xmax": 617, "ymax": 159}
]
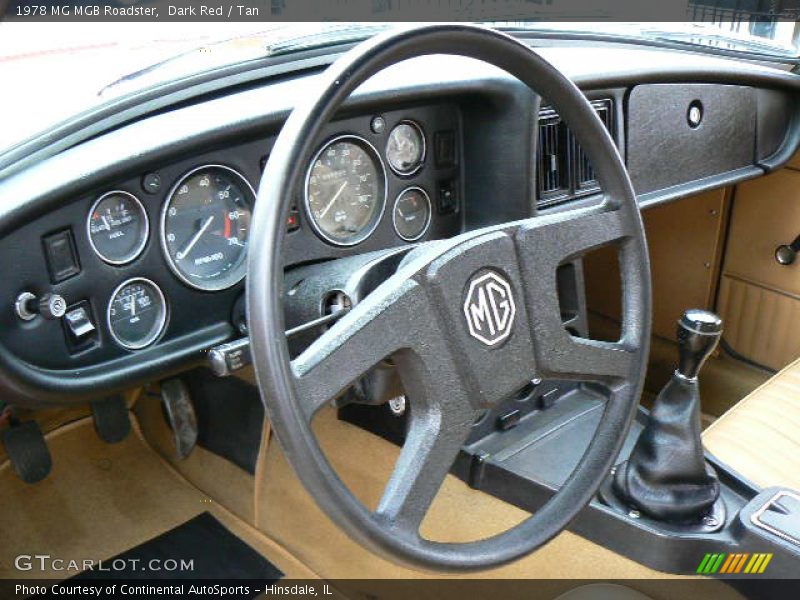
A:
[{"xmin": 613, "ymin": 309, "xmax": 722, "ymax": 523}]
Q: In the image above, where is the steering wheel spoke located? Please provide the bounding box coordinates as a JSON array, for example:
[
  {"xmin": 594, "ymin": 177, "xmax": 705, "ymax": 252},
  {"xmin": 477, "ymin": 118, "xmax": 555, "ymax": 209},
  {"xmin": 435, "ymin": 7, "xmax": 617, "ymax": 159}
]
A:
[
  {"xmin": 375, "ymin": 388, "xmax": 478, "ymax": 534},
  {"xmin": 514, "ymin": 202, "xmax": 636, "ymax": 384},
  {"xmin": 291, "ymin": 278, "xmax": 434, "ymax": 421}
]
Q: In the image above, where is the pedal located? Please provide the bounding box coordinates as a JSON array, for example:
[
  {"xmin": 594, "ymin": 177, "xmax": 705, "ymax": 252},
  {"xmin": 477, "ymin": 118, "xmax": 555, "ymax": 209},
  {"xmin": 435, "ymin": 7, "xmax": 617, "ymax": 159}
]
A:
[
  {"xmin": 160, "ymin": 378, "xmax": 198, "ymax": 460},
  {"xmin": 91, "ymin": 395, "xmax": 131, "ymax": 444},
  {"xmin": 2, "ymin": 421, "xmax": 52, "ymax": 484}
]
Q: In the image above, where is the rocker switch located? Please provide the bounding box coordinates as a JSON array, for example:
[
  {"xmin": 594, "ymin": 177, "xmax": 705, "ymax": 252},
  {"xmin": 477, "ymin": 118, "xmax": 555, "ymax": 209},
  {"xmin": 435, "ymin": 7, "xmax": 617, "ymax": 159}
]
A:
[{"xmin": 64, "ymin": 304, "xmax": 96, "ymax": 340}]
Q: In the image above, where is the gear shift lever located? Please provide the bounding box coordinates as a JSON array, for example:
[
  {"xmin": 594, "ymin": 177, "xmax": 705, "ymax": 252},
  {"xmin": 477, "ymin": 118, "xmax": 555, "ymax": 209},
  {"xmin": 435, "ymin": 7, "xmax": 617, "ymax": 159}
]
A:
[{"xmin": 612, "ymin": 309, "xmax": 723, "ymax": 523}]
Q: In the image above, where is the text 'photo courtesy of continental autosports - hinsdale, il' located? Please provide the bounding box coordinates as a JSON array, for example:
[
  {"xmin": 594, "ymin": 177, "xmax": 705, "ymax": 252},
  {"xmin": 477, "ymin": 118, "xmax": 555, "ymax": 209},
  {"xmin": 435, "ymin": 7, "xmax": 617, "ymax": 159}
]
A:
[{"xmin": 0, "ymin": 1, "xmax": 800, "ymax": 599}]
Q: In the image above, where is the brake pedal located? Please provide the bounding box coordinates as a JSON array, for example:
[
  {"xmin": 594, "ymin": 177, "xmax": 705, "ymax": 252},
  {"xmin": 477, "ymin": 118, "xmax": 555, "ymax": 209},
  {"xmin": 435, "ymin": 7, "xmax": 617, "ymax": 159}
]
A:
[
  {"xmin": 91, "ymin": 395, "xmax": 131, "ymax": 444},
  {"xmin": 160, "ymin": 378, "xmax": 198, "ymax": 460},
  {"xmin": 2, "ymin": 421, "xmax": 52, "ymax": 484}
]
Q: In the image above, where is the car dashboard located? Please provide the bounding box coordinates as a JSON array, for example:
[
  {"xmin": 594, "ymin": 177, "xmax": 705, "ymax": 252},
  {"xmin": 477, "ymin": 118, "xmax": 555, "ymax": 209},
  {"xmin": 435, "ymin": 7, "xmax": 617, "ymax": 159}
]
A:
[{"xmin": 0, "ymin": 45, "xmax": 798, "ymax": 407}]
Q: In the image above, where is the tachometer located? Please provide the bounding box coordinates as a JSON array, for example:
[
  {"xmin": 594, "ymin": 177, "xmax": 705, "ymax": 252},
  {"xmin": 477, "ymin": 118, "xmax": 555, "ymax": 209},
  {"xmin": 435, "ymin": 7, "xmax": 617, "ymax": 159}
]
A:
[
  {"xmin": 305, "ymin": 135, "xmax": 386, "ymax": 246},
  {"xmin": 87, "ymin": 191, "xmax": 149, "ymax": 264},
  {"xmin": 161, "ymin": 165, "xmax": 254, "ymax": 291},
  {"xmin": 107, "ymin": 278, "xmax": 167, "ymax": 350}
]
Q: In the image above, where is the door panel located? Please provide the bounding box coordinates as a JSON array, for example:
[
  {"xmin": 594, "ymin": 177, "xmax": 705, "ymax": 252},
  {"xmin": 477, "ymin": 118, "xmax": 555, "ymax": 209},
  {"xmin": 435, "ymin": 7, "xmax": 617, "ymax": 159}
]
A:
[{"xmin": 719, "ymin": 165, "xmax": 800, "ymax": 369}]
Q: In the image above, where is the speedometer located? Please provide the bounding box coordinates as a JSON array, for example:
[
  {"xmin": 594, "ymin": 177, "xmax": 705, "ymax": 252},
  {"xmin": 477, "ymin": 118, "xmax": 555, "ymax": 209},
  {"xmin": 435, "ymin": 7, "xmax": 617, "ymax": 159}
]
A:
[
  {"xmin": 161, "ymin": 165, "xmax": 254, "ymax": 291},
  {"xmin": 305, "ymin": 135, "xmax": 386, "ymax": 246}
]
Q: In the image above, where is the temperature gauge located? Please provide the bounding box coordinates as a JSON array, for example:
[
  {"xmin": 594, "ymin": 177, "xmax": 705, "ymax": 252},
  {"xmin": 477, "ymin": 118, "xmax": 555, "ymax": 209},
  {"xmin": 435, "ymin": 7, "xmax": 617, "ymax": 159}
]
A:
[
  {"xmin": 87, "ymin": 191, "xmax": 149, "ymax": 264},
  {"xmin": 392, "ymin": 187, "xmax": 432, "ymax": 241},
  {"xmin": 107, "ymin": 278, "xmax": 167, "ymax": 350}
]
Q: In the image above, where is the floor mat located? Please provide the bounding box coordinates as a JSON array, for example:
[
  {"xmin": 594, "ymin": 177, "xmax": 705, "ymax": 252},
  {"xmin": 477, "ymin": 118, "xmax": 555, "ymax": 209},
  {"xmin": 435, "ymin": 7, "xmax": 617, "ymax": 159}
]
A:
[{"xmin": 75, "ymin": 512, "xmax": 282, "ymax": 581}]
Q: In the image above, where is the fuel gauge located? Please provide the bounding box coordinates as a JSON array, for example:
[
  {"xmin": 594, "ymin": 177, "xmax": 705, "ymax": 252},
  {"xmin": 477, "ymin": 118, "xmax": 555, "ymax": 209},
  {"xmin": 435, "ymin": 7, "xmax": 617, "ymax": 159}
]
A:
[{"xmin": 87, "ymin": 191, "xmax": 149, "ymax": 265}]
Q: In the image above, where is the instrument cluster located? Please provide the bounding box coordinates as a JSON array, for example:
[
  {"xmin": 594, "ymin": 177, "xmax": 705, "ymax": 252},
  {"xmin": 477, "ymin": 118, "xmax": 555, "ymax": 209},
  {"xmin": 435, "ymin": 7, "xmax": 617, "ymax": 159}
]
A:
[{"xmin": 2, "ymin": 103, "xmax": 461, "ymax": 370}]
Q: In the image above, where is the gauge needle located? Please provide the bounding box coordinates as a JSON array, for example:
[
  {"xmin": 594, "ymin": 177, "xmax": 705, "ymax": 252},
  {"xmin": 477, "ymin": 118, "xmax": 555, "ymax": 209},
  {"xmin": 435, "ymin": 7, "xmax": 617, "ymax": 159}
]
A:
[
  {"xmin": 101, "ymin": 215, "xmax": 111, "ymax": 231},
  {"xmin": 319, "ymin": 181, "xmax": 348, "ymax": 219},
  {"xmin": 177, "ymin": 215, "xmax": 215, "ymax": 260}
]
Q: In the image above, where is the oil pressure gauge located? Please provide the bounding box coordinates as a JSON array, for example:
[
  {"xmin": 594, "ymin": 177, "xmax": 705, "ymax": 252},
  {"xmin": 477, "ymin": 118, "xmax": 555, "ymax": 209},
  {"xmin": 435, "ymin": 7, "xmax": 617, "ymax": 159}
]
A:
[{"xmin": 107, "ymin": 278, "xmax": 167, "ymax": 350}]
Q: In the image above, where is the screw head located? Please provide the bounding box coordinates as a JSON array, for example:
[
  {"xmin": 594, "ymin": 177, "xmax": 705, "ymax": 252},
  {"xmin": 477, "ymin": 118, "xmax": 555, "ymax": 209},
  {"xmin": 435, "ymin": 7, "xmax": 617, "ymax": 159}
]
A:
[
  {"xmin": 628, "ymin": 509, "xmax": 641, "ymax": 519},
  {"xmin": 702, "ymin": 515, "xmax": 718, "ymax": 527},
  {"xmin": 388, "ymin": 395, "xmax": 406, "ymax": 417}
]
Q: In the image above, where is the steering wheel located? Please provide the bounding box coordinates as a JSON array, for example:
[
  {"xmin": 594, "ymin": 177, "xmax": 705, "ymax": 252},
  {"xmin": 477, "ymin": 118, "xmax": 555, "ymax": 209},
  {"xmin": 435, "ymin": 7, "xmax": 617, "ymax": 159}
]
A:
[{"xmin": 248, "ymin": 24, "xmax": 651, "ymax": 572}]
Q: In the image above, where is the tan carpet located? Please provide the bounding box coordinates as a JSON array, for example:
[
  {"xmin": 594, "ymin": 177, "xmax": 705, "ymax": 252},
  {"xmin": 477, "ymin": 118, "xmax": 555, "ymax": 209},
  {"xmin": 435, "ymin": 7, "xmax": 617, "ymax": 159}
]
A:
[
  {"xmin": 254, "ymin": 408, "xmax": 741, "ymax": 599},
  {"xmin": 0, "ymin": 416, "xmax": 318, "ymax": 580}
]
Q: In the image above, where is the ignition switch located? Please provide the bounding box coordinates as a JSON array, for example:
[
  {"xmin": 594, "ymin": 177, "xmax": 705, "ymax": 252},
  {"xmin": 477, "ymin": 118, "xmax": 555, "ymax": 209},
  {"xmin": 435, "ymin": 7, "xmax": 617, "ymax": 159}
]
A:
[{"xmin": 14, "ymin": 292, "xmax": 67, "ymax": 321}]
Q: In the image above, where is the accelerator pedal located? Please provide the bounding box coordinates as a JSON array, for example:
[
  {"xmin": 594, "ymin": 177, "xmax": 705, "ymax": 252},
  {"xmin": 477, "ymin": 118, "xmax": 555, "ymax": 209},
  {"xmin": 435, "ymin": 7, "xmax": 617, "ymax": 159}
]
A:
[
  {"xmin": 160, "ymin": 378, "xmax": 198, "ymax": 460},
  {"xmin": 91, "ymin": 395, "xmax": 131, "ymax": 444},
  {"xmin": 2, "ymin": 420, "xmax": 52, "ymax": 484}
]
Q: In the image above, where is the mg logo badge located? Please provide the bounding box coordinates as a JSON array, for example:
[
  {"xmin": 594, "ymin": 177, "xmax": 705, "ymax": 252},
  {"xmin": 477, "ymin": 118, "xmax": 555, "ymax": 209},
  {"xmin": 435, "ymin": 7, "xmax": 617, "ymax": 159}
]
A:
[{"xmin": 463, "ymin": 271, "xmax": 516, "ymax": 346}]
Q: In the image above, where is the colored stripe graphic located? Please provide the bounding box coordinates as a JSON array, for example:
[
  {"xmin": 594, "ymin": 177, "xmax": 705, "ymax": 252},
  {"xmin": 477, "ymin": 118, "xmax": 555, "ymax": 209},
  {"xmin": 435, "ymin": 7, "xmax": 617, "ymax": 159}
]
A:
[
  {"xmin": 697, "ymin": 552, "xmax": 772, "ymax": 575},
  {"xmin": 697, "ymin": 553, "xmax": 726, "ymax": 574},
  {"xmin": 720, "ymin": 554, "xmax": 736, "ymax": 574},
  {"xmin": 758, "ymin": 554, "xmax": 773, "ymax": 573}
]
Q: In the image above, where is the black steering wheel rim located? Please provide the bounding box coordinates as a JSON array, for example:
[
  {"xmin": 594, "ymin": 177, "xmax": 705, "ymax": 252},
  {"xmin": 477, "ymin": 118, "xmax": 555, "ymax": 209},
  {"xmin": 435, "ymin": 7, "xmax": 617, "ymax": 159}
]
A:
[{"xmin": 248, "ymin": 24, "xmax": 651, "ymax": 572}]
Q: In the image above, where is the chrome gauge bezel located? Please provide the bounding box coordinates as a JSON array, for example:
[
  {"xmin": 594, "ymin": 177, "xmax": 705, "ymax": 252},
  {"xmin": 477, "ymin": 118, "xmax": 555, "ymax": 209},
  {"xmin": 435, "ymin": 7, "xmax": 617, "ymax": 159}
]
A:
[
  {"xmin": 160, "ymin": 164, "xmax": 256, "ymax": 292},
  {"xmin": 304, "ymin": 134, "xmax": 388, "ymax": 247},
  {"xmin": 86, "ymin": 190, "xmax": 149, "ymax": 265},
  {"xmin": 106, "ymin": 277, "xmax": 168, "ymax": 351},
  {"xmin": 385, "ymin": 120, "xmax": 427, "ymax": 177},
  {"xmin": 392, "ymin": 186, "xmax": 432, "ymax": 242}
]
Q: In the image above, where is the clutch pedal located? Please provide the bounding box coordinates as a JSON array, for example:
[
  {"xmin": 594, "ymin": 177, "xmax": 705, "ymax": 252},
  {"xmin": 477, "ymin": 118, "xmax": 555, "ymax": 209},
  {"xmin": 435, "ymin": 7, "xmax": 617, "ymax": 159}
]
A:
[
  {"xmin": 2, "ymin": 420, "xmax": 52, "ymax": 484},
  {"xmin": 160, "ymin": 378, "xmax": 198, "ymax": 460}
]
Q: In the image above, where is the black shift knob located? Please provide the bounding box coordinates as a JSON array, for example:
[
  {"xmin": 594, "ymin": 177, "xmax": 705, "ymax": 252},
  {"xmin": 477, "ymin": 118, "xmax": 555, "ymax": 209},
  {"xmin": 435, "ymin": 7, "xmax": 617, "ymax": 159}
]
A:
[{"xmin": 677, "ymin": 309, "xmax": 722, "ymax": 379}]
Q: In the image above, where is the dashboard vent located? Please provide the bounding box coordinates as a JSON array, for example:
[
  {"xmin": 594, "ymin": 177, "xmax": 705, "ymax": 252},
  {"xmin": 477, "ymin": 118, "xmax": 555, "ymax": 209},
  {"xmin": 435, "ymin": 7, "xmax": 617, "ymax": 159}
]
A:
[
  {"xmin": 536, "ymin": 99, "xmax": 615, "ymax": 208},
  {"xmin": 537, "ymin": 108, "xmax": 568, "ymax": 200}
]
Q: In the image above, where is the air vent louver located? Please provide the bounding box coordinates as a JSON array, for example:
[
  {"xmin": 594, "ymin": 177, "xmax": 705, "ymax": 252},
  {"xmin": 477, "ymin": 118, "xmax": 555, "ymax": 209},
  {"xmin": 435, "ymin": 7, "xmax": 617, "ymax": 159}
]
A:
[
  {"xmin": 537, "ymin": 109, "xmax": 568, "ymax": 200},
  {"xmin": 574, "ymin": 100, "xmax": 613, "ymax": 192},
  {"xmin": 536, "ymin": 99, "xmax": 615, "ymax": 208}
]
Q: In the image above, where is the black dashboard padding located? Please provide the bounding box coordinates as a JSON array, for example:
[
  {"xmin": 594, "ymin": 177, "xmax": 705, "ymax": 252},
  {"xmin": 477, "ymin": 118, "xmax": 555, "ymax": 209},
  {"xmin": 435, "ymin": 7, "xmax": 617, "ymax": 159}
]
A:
[
  {"xmin": 182, "ymin": 367, "xmax": 264, "ymax": 475},
  {"xmin": 627, "ymin": 83, "xmax": 756, "ymax": 194}
]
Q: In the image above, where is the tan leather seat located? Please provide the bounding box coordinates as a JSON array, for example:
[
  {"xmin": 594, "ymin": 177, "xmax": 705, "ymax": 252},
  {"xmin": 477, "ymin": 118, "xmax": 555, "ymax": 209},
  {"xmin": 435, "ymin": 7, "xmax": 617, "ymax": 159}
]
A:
[{"xmin": 703, "ymin": 357, "xmax": 800, "ymax": 491}]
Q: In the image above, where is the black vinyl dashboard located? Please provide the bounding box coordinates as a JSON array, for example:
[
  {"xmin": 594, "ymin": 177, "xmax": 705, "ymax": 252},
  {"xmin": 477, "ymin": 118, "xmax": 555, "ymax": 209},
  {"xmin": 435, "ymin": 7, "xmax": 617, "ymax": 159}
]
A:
[{"xmin": 1, "ymin": 41, "xmax": 799, "ymax": 407}]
